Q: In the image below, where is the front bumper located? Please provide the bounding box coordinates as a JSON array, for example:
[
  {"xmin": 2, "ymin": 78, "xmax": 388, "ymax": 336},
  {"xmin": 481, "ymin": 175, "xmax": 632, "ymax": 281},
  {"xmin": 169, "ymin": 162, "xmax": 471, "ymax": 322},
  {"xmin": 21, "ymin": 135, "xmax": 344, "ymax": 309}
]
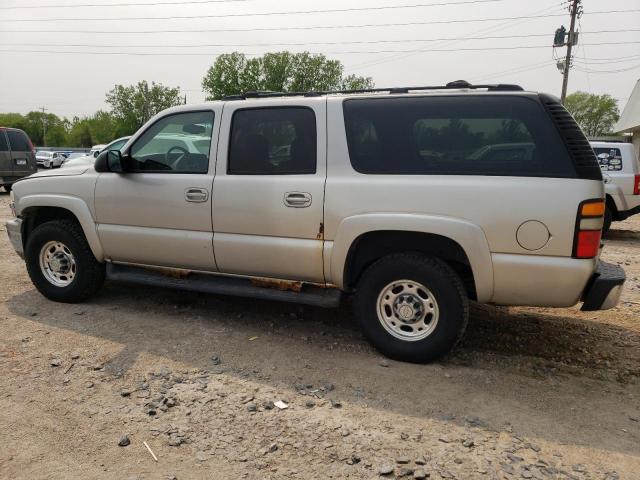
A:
[
  {"xmin": 581, "ymin": 261, "xmax": 626, "ymax": 311},
  {"xmin": 5, "ymin": 218, "xmax": 24, "ymax": 259}
]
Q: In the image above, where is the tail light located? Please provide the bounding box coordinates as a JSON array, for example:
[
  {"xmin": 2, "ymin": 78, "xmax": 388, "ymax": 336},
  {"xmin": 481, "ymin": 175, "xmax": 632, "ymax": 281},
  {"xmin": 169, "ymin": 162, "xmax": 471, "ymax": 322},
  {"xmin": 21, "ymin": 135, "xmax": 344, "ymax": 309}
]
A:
[
  {"xmin": 634, "ymin": 174, "xmax": 640, "ymax": 195},
  {"xmin": 573, "ymin": 199, "xmax": 604, "ymax": 259}
]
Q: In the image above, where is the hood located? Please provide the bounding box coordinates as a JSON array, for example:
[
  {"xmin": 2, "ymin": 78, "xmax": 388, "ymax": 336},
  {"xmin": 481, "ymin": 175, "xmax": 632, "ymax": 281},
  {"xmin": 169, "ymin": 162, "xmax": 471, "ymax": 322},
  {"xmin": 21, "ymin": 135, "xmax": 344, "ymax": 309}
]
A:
[{"xmin": 26, "ymin": 165, "xmax": 91, "ymax": 179}]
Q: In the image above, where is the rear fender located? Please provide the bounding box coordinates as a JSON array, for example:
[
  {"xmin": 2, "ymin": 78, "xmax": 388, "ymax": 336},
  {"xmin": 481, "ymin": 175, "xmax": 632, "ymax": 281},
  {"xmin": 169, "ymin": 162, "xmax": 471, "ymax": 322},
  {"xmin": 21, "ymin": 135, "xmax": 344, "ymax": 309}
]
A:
[{"xmin": 330, "ymin": 213, "xmax": 493, "ymax": 302}]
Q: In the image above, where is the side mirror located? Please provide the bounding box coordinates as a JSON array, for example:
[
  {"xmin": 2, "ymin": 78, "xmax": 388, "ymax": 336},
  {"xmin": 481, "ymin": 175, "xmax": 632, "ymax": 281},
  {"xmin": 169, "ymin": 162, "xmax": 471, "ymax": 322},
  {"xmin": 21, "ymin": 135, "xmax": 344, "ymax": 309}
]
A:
[{"xmin": 95, "ymin": 149, "xmax": 131, "ymax": 173}]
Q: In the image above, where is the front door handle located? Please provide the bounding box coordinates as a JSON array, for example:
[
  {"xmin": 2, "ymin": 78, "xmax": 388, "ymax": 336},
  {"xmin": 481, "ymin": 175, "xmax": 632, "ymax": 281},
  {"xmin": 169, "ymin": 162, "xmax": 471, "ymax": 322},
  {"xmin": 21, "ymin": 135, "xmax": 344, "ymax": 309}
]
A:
[
  {"xmin": 185, "ymin": 187, "xmax": 209, "ymax": 203},
  {"xmin": 284, "ymin": 191, "xmax": 312, "ymax": 208}
]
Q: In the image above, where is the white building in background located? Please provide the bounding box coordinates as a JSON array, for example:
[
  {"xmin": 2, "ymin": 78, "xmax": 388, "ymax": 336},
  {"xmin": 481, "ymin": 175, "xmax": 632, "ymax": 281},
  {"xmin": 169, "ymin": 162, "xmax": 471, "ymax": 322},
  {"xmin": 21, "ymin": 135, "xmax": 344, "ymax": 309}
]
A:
[{"xmin": 614, "ymin": 79, "xmax": 640, "ymax": 156}]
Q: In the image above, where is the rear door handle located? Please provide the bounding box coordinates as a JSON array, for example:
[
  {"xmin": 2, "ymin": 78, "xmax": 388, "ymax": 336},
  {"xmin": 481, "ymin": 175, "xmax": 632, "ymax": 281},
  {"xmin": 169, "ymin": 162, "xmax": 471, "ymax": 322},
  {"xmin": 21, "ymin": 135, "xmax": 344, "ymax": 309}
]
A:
[
  {"xmin": 284, "ymin": 191, "xmax": 312, "ymax": 208},
  {"xmin": 185, "ymin": 187, "xmax": 209, "ymax": 203}
]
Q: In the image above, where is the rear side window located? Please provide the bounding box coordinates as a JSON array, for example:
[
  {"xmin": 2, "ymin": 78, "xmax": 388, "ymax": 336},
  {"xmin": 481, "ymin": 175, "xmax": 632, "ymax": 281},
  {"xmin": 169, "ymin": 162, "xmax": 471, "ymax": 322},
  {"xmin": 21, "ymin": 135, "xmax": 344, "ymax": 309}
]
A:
[
  {"xmin": 0, "ymin": 132, "xmax": 8, "ymax": 152},
  {"xmin": 594, "ymin": 147, "xmax": 622, "ymax": 171},
  {"xmin": 6, "ymin": 129, "xmax": 30, "ymax": 152},
  {"xmin": 343, "ymin": 96, "xmax": 576, "ymax": 178},
  {"xmin": 228, "ymin": 107, "xmax": 316, "ymax": 175}
]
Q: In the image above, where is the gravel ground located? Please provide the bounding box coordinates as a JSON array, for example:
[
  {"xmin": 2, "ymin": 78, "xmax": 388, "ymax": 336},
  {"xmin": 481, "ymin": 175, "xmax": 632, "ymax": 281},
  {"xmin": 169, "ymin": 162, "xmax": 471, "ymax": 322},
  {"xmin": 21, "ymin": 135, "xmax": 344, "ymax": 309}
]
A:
[{"xmin": 0, "ymin": 191, "xmax": 638, "ymax": 479}]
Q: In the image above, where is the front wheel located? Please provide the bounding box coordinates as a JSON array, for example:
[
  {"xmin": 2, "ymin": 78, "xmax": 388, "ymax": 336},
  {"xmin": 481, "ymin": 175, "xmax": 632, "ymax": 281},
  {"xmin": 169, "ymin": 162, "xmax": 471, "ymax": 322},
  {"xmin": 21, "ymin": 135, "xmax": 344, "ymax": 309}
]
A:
[
  {"xmin": 25, "ymin": 219, "xmax": 105, "ymax": 303},
  {"xmin": 353, "ymin": 253, "xmax": 469, "ymax": 363}
]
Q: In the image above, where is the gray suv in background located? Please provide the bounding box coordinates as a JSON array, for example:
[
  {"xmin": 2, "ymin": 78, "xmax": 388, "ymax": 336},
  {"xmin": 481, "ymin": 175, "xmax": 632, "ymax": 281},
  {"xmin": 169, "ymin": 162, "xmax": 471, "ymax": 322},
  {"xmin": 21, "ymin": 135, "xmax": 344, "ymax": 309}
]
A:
[{"xmin": 0, "ymin": 127, "xmax": 37, "ymax": 193}]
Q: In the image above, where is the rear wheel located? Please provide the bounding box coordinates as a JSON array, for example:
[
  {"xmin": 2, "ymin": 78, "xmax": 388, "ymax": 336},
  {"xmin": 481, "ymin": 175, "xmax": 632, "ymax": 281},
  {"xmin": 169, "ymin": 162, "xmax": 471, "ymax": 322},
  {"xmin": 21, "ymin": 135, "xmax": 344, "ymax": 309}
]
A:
[
  {"xmin": 25, "ymin": 219, "xmax": 105, "ymax": 303},
  {"xmin": 353, "ymin": 253, "xmax": 468, "ymax": 363}
]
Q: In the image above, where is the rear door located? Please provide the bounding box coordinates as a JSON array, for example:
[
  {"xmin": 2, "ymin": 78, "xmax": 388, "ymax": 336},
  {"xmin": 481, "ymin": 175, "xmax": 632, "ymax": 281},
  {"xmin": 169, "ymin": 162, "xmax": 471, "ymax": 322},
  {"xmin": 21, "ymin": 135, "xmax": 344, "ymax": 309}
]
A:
[
  {"xmin": 0, "ymin": 130, "xmax": 11, "ymax": 178},
  {"xmin": 6, "ymin": 129, "xmax": 36, "ymax": 177},
  {"xmin": 212, "ymin": 98, "xmax": 327, "ymax": 282}
]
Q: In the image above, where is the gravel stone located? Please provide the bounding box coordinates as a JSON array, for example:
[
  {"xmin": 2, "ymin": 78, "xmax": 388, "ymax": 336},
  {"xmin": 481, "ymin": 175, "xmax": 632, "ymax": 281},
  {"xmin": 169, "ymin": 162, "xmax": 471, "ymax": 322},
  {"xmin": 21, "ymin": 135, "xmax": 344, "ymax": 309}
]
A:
[
  {"xmin": 118, "ymin": 435, "xmax": 130, "ymax": 447},
  {"xmin": 378, "ymin": 465, "xmax": 394, "ymax": 475}
]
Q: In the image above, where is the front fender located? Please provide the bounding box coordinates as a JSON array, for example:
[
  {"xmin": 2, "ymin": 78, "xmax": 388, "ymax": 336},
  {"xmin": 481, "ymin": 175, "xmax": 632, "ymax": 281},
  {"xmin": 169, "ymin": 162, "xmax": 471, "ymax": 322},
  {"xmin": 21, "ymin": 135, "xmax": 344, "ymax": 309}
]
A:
[
  {"xmin": 16, "ymin": 194, "xmax": 104, "ymax": 261},
  {"xmin": 330, "ymin": 213, "xmax": 493, "ymax": 302}
]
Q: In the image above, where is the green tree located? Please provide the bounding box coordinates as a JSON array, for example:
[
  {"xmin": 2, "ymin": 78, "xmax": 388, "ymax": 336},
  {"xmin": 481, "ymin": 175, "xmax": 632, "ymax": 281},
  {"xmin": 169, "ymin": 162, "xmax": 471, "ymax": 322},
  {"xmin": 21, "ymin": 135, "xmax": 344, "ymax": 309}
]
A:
[
  {"xmin": 564, "ymin": 91, "xmax": 620, "ymax": 137},
  {"xmin": 106, "ymin": 80, "xmax": 183, "ymax": 133},
  {"xmin": 202, "ymin": 51, "xmax": 374, "ymax": 100}
]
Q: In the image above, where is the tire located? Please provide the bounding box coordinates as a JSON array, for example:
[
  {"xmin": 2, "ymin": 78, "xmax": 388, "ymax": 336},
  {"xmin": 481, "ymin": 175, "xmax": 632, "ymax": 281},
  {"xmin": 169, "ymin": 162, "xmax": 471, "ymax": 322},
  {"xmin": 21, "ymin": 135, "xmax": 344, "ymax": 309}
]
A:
[
  {"xmin": 602, "ymin": 206, "xmax": 612, "ymax": 235},
  {"xmin": 25, "ymin": 219, "xmax": 105, "ymax": 303},
  {"xmin": 353, "ymin": 253, "xmax": 469, "ymax": 363}
]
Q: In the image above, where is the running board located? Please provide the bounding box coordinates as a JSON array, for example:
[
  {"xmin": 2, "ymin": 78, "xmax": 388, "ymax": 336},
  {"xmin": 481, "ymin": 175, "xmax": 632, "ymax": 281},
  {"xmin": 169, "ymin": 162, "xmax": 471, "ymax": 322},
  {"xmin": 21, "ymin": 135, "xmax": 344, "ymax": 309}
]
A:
[{"xmin": 106, "ymin": 264, "xmax": 342, "ymax": 308}]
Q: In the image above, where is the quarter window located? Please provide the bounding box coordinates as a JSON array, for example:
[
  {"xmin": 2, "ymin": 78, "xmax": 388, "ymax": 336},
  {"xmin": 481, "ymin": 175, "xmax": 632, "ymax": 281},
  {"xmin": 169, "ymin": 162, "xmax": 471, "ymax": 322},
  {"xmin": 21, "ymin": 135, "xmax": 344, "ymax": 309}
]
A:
[
  {"xmin": 228, "ymin": 107, "xmax": 316, "ymax": 175},
  {"xmin": 343, "ymin": 96, "xmax": 575, "ymax": 178},
  {"xmin": 0, "ymin": 132, "xmax": 8, "ymax": 152},
  {"xmin": 129, "ymin": 111, "xmax": 214, "ymax": 173}
]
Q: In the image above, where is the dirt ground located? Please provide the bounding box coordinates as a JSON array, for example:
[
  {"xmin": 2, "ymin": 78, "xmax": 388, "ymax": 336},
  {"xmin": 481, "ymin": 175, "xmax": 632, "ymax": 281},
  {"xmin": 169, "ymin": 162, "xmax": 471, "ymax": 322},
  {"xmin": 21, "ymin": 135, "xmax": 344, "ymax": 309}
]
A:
[{"xmin": 0, "ymin": 191, "xmax": 638, "ymax": 480}]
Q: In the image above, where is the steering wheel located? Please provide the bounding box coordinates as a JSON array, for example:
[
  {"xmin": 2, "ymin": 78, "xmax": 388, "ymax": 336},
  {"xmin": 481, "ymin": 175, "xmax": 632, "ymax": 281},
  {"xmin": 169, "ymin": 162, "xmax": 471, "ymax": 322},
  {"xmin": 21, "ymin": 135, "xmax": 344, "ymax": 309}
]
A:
[{"xmin": 166, "ymin": 145, "xmax": 189, "ymax": 169}]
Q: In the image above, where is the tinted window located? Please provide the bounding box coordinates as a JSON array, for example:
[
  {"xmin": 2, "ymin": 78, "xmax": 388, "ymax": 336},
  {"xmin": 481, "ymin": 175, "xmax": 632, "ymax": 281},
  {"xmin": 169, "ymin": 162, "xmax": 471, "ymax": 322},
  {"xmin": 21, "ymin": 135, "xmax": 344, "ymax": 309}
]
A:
[
  {"xmin": 129, "ymin": 111, "xmax": 214, "ymax": 173},
  {"xmin": 0, "ymin": 132, "xmax": 8, "ymax": 152},
  {"xmin": 6, "ymin": 129, "xmax": 30, "ymax": 152},
  {"xmin": 343, "ymin": 96, "xmax": 576, "ymax": 177},
  {"xmin": 594, "ymin": 147, "xmax": 623, "ymax": 171},
  {"xmin": 228, "ymin": 107, "xmax": 316, "ymax": 175}
]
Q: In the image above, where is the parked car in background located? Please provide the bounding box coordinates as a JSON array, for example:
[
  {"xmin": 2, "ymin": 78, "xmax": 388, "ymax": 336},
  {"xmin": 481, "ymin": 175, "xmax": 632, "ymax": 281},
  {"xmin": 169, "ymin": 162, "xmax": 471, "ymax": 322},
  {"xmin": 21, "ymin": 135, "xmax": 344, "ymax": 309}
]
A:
[
  {"xmin": 62, "ymin": 137, "xmax": 130, "ymax": 168},
  {"xmin": 590, "ymin": 141, "xmax": 640, "ymax": 232},
  {"xmin": 0, "ymin": 127, "xmax": 37, "ymax": 192},
  {"xmin": 62, "ymin": 152, "xmax": 87, "ymax": 164},
  {"xmin": 6, "ymin": 84, "xmax": 625, "ymax": 363},
  {"xmin": 88, "ymin": 144, "xmax": 106, "ymax": 158},
  {"xmin": 35, "ymin": 151, "xmax": 66, "ymax": 168}
]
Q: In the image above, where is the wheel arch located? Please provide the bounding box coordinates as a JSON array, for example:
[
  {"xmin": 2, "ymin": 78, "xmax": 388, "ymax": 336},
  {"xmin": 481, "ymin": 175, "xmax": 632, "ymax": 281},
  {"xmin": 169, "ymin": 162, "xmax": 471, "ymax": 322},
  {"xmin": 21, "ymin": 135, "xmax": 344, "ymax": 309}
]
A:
[
  {"xmin": 18, "ymin": 195, "xmax": 104, "ymax": 261},
  {"xmin": 330, "ymin": 214, "xmax": 493, "ymax": 302}
]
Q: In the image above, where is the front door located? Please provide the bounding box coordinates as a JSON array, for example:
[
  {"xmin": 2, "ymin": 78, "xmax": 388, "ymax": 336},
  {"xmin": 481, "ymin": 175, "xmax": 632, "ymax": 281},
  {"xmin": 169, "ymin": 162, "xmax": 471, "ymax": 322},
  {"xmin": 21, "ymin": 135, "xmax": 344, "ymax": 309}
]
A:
[
  {"xmin": 94, "ymin": 109, "xmax": 220, "ymax": 271},
  {"xmin": 212, "ymin": 98, "xmax": 327, "ymax": 283}
]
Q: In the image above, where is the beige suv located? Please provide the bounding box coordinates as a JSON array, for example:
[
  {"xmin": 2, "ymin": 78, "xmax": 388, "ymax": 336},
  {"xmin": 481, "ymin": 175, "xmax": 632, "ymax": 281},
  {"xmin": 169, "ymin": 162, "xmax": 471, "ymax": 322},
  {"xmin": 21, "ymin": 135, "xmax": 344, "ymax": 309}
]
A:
[{"xmin": 5, "ymin": 82, "xmax": 626, "ymax": 362}]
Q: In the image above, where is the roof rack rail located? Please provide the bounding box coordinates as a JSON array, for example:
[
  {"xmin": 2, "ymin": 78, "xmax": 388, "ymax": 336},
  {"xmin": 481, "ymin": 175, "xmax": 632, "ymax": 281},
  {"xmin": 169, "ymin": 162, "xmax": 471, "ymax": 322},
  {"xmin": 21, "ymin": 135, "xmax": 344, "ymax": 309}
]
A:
[{"xmin": 222, "ymin": 81, "xmax": 524, "ymax": 100}]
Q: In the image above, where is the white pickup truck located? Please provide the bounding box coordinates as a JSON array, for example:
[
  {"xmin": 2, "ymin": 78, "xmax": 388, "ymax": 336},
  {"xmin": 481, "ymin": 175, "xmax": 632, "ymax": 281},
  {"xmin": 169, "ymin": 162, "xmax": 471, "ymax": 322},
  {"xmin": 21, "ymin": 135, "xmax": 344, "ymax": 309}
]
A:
[
  {"xmin": 590, "ymin": 141, "xmax": 640, "ymax": 232},
  {"xmin": 6, "ymin": 82, "xmax": 626, "ymax": 362}
]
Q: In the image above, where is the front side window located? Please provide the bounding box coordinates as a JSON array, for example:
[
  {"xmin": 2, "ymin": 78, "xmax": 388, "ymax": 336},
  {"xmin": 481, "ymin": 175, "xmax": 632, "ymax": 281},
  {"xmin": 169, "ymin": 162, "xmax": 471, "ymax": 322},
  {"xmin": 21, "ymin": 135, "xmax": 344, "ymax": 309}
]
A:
[
  {"xmin": 228, "ymin": 107, "xmax": 316, "ymax": 175},
  {"xmin": 6, "ymin": 130, "xmax": 30, "ymax": 152},
  {"xmin": 129, "ymin": 111, "xmax": 214, "ymax": 173},
  {"xmin": 594, "ymin": 147, "xmax": 623, "ymax": 171},
  {"xmin": 343, "ymin": 96, "xmax": 575, "ymax": 178},
  {"xmin": 105, "ymin": 138, "xmax": 128, "ymax": 153}
]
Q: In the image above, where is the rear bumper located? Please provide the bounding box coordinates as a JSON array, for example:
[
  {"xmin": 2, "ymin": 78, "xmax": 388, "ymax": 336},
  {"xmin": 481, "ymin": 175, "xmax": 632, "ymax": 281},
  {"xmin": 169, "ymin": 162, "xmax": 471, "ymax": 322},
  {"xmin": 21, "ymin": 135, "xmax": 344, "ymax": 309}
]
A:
[
  {"xmin": 5, "ymin": 218, "xmax": 24, "ymax": 259},
  {"xmin": 581, "ymin": 261, "xmax": 626, "ymax": 311}
]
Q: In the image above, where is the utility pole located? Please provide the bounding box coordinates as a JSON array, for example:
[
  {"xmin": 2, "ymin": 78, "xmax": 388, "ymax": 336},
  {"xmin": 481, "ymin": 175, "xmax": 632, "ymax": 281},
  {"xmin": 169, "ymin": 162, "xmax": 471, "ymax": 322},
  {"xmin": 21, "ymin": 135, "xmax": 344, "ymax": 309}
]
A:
[
  {"xmin": 39, "ymin": 106, "xmax": 48, "ymax": 147},
  {"xmin": 560, "ymin": 0, "xmax": 581, "ymax": 104}
]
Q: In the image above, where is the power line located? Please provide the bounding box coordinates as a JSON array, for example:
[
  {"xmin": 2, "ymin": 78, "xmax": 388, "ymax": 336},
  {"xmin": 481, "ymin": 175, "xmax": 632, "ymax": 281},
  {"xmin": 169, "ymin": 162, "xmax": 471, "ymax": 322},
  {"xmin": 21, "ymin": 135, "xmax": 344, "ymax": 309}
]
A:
[
  {"xmin": 1, "ymin": 9, "xmax": 634, "ymax": 32},
  {"xmin": 0, "ymin": 0, "xmax": 507, "ymax": 22},
  {"xmin": 2, "ymin": 41, "xmax": 638, "ymax": 57},
  {"xmin": 6, "ymin": 30, "xmax": 639, "ymax": 49},
  {"xmin": 574, "ymin": 63, "xmax": 640, "ymax": 74},
  {"xmin": 346, "ymin": 3, "xmax": 563, "ymax": 72},
  {"xmin": 0, "ymin": 12, "xmax": 584, "ymax": 33},
  {"xmin": 0, "ymin": 0, "xmax": 249, "ymax": 9}
]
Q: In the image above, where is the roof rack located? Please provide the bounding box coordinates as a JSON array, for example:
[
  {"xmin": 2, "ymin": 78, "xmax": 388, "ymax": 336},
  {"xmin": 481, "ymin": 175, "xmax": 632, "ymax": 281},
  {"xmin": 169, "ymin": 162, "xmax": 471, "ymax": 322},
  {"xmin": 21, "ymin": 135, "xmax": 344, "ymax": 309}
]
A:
[{"xmin": 222, "ymin": 80, "xmax": 524, "ymax": 100}]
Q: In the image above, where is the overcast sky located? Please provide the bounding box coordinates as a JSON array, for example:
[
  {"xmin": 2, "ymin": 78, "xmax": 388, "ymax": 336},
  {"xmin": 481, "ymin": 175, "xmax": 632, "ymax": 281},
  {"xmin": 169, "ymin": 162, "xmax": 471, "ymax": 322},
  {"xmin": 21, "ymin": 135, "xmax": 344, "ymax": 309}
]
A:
[{"xmin": 0, "ymin": 0, "xmax": 638, "ymax": 119}]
